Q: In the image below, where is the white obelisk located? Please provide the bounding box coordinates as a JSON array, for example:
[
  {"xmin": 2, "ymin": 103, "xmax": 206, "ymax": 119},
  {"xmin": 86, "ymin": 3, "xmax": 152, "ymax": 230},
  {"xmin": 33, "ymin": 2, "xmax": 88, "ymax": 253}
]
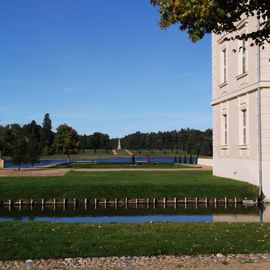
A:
[{"xmin": 117, "ymin": 138, "xmax": 121, "ymax": 150}]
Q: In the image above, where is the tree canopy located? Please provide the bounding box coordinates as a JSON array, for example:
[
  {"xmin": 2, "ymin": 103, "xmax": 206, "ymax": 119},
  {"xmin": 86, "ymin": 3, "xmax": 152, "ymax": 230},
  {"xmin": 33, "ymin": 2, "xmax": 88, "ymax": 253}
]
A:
[
  {"xmin": 119, "ymin": 129, "xmax": 212, "ymax": 156},
  {"xmin": 150, "ymin": 0, "xmax": 270, "ymax": 45},
  {"xmin": 41, "ymin": 113, "xmax": 54, "ymax": 155},
  {"xmin": 53, "ymin": 124, "xmax": 80, "ymax": 155}
]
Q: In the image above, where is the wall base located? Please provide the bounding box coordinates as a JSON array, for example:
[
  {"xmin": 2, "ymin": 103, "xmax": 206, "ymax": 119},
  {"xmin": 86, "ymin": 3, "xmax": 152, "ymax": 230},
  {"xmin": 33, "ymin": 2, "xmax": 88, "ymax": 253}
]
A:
[
  {"xmin": 0, "ymin": 159, "xmax": 4, "ymax": 169},
  {"xmin": 213, "ymin": 158, "xmax": 270, "ymax": 200}
]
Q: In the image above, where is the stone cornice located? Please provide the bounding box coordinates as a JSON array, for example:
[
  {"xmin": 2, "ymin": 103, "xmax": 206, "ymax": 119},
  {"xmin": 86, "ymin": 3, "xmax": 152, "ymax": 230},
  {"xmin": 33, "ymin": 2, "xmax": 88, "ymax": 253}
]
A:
[{"xmin": 211, "ymin": 81, "xmax": 270, "ymax": 105}]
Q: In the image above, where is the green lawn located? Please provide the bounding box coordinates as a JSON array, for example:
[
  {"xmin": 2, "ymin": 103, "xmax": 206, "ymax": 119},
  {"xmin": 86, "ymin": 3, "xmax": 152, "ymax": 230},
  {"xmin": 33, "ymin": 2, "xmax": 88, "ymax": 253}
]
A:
[
  {"xmin": 1, "ymin": 222, "xmax": 270, "ymax": 260},
  {"xmin": 0, "ymin": 171, "xmax": 258, "ymax": 200},
  {"xmin": 38, "ymin": 149, "xmax": 193, "ymax": 160},
  {"xmin": 114, "ymin": 149, "xmax": 130, "ymax": 156},
  {"xmin": 130, "ymin": 149, "xmax": 187, "ymax": 157}
]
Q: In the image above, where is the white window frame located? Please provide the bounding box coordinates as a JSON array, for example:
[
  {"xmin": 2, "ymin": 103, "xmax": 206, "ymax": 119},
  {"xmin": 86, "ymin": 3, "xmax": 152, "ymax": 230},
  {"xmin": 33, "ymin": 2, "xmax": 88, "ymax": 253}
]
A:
[
  {"xmin": 221, "ymin": 47, "xmax": 227, "ymax": 84},
  {"xmin": 239, "ymin": 103, "xmax": 249, "ymax": 147},
  {"xmin": 242, "ymin": 109, "xmax": 247, "ymax": 145},
  {"xmin": 224, "ymin": 113, "xmax": 228, "ymax": 145},
  {"xmin": 241, "ymin": 39, "xmax": 247, "ymax": 74},
  {"xmin": 221, "ymin": 110, "xmax": 229, "ymax": 147},
  {"xmin": 236, "ymin": 24, "xmax": 248, "ymax": 78}
]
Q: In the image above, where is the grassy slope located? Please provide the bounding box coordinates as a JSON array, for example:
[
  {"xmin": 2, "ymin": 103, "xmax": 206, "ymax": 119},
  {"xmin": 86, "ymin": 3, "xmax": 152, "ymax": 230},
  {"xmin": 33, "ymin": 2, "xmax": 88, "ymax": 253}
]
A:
[
  {"xmin": 39, "ymin": 149, "xmax": 192, "ymax": 160},
  {"xmin": 0, "ymin": 171, "xmax": 258, "ymax": 200},
  {"xmin": 1, "ymin": 222, "xmax": 270, "ymax": 260},
  {"xmin": 131, "ymin": 149, "xmax": 187, "ymax": 157}
]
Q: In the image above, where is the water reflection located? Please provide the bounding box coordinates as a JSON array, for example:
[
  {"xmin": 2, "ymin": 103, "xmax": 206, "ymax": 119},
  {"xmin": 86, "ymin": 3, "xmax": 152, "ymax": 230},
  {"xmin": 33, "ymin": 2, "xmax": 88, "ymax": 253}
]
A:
[
  {"xmin": 4, "ymin": 156, "xmax": 197, "ymax": 169},
  {"xmin": 0, "ymin": 204, "xmax": 268, "ymax": 223},
  {"xmin": 213, "ymin": 204, "xmax": 269, "ymax": 223}
]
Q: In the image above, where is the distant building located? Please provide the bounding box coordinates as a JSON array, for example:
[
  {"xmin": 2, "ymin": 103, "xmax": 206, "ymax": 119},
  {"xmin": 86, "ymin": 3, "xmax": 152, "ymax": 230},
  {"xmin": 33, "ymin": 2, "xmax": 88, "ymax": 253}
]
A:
[
  {"xmin": 212, "ymin": 17, "xmax": 270, "ymax": 200},
  {"xmin": 117, "ymin": 138, "xmax": 121, "ymax": 150}
]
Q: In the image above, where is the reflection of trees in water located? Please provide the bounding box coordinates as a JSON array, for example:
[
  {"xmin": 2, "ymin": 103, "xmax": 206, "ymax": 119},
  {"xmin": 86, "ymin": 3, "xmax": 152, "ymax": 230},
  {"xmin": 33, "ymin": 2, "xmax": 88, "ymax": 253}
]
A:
[{"xmin": 0, "ymin": 205, "xmax": 261, "ymax": 223}]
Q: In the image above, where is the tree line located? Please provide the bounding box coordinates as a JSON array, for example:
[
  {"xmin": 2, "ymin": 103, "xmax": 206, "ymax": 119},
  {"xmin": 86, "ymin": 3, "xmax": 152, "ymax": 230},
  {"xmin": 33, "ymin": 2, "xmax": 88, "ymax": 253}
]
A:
[
  {"xmin": 115, "ymin": 129, "xmax": 212, "ymax": 156},
  {"xmin": 0, "ymin": 114, "xmax": 80, "ymax": 168},
  {"xmin": 79, "ymin": 129, "xmax": 212, "ymax": 156},
  {"xmin": 0, "ymin": 114, "xmax": 212, "ymax": 168}
]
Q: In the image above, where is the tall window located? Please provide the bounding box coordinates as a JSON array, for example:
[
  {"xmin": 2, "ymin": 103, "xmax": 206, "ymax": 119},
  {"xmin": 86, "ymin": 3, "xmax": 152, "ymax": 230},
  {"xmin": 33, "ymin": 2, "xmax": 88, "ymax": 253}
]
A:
[
  {"xmin": 242, "ymin": 39, "xmax": 247, "ymax": 74},
  {"xmin": 242, "ymin": 109, "xmax": 247, "ymax": 144},
  {"xmin": 224, "ymin": 114, "xmax": 228, "ymax": 145},
  {"xmin": 222, "ymin": 48, "xmax": 227, "ymax": 83}
]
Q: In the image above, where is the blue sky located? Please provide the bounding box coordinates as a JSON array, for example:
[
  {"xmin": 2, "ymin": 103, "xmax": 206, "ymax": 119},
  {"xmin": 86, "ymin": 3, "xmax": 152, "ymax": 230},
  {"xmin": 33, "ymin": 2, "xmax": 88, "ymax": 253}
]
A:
[{"xmin": 0, "ymin": 0, "xmax": 211, "ymax": 137}]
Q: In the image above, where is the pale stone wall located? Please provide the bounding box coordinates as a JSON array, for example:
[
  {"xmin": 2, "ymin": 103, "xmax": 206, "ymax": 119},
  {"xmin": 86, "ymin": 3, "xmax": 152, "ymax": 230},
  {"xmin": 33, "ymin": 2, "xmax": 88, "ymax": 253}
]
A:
[
  {"xmin": 261, "ymin": 44, "xmax": 270, "ymax": 81},
  {"xmin": 213, "ymin": 214, "xmax": 261, "ymax": 222},
  {"xmin": 197, "ymin": 158, "xmax": 213, "ymax": 167},
  {"xmin": 213, "ymin": 91, "xmax": 258, "ymax": 160},
  {"xmin": 212, "ymin": 16, "xmax": 270, "ymax": 199},
  {"xmin": 213, "ymin": 157, "xmax": 258, "ymax": 187},
  {"xmin": 261, "ymin": 88, "xmax": 270, "ymax": 200},
  {"xmin": 261, "ymin": 89, "xmax": 270, "ymax": 162},
  {"xmin": 0, "ymin": 159, "xmax": 4, "ymax": 169},
  {"xmin": 212, "ymin": 18, "xmax": 259, "ymax": 101}
]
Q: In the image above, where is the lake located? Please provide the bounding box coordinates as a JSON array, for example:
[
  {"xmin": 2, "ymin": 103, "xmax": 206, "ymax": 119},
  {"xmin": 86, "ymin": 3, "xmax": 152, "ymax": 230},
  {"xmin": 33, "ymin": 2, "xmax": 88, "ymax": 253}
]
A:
[{"xmin": 4, "ymin": 156, "xmax": 198, "ymax": 168}]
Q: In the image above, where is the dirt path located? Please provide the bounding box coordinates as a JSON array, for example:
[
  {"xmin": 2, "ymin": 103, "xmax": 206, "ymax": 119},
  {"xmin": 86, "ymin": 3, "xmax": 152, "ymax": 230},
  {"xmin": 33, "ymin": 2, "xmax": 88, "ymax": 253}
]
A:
[
  {"xmin": 110, "ymin": 262, "xmax": 270, "ymax": 270},
  {"xmin": 0, "ymin": 168, "xmax": 70, "ymax": 177},
  {"xmin": 1, "ymin": 254, "xmax": 270, "ymax": 270},
  {"xmin": 112, "ymin": 149, "xmax": 118, "ymax": 156},
  {"xmin": 125, "ymin": 149, "xmax": 134, "ymax": 156},
  {"xmin": 75, "ymin": 166, "xmax": 211, "ymax": 172},
  {"xmin": 0, "ymin": 166, "xmax": 212, "ymax": 177},
  {"xmin": 113, "ymin": 262, "xmax": 270, "ymax": 270}
]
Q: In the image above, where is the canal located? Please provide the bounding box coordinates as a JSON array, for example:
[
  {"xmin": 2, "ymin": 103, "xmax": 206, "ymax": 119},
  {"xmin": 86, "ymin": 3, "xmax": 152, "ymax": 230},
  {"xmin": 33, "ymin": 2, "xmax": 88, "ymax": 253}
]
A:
[{"xmin": 0, "ymin": 204, "xmax": 268, "ymax": 223}]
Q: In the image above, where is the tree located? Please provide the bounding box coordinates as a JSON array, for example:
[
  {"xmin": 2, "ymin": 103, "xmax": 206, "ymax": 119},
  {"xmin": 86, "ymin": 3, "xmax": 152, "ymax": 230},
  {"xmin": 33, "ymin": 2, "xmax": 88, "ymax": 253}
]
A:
[
  {"xmin": 53, "ymin": 124, "xmax": 80, "ymax": 155},
  {"xmin": 80, "ymin": 134, "xmax": 88, "ymax": 153},
  {"xmin": 0, "ymin": 126, "xmax": 5, "ymax": 155},
  {"xmin": 41, "ymin": 113, "xmax": 54, "ymax": 155},
  {"xmin": 11, "ymin": 138, "xmax": 27, "ymax": 170},
  {"xmin": 119, "ymin": 128, "xmax": 212, "ymax": 156},
  {"xmin": 90, "ymin": 132, "xmax": 110, "ymax": 153},
  {"xmin": 23, "ymin": 120, "xmax": 41, "ymax": 143},
  {"xmin": 25, "ymin": 139, "xmax": 41, "ymax": 167},
  {"xmin": 199, "ymin": 128, "xmax": 213, "ymax": 156},
  {"xmin": 150, "ymin": 0, "xmax": 270, "ymax": 45},
  {"xmin": 1, "ymin": 124, "xmax": 22, "ymax": 156}
]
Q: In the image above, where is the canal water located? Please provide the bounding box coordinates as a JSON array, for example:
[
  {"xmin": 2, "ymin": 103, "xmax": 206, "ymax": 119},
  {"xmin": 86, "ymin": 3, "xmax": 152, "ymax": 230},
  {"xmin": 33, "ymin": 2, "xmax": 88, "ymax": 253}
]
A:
[
  {"xmin": 0, "ymin": 205, "xmax": 268, "ymax": 223},
  {"xmin": 4, "ymin": 156, "xmax": 197, "ymax": 168}
]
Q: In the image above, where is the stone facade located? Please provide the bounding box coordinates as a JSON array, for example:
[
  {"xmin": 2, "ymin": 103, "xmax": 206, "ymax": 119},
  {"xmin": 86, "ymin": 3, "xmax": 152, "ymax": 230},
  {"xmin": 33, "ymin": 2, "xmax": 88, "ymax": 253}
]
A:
[
  {"xmin": 0, "ymin": 159, "xmax": 4, "ymax": 169},
  {"xmin": 212, "ymin": 17, "xmax": 270, "ymax": 200}
]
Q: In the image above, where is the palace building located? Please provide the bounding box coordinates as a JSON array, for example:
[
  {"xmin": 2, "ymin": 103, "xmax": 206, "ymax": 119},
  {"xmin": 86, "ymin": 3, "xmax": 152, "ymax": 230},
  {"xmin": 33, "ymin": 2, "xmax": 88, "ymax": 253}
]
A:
[{"xmin": 212, "ymin": 17, "xmax": 270, "ymax": 200}]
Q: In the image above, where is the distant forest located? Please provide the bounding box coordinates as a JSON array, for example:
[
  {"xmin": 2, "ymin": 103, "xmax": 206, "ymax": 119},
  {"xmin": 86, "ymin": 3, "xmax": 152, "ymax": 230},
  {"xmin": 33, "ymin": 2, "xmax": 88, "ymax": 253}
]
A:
[
  {"xmin": 111, "ymin": 129, "xmax": 212, "ymax": 156},
  {"xmin": 0, "ymin": 114, "xmax": 212, "ymax": 165},
  {"xmin": 82, "ymin": 129, "xmax": 212, "ymax": 157}
]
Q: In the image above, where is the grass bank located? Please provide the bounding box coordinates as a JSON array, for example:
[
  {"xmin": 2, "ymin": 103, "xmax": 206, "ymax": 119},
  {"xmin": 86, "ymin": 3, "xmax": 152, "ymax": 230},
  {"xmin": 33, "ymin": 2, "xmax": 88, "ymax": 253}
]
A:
[
  {"xmin": 39, "ymin": 149, "xmax": 192, "ymax": 160},
  {"xmin": 0, "ymin": 222, "xmax": 270, "ymax": 260},
  {"xmin": 130, "ymin": 149, "xmax": 187, "ymax": 157},
  {"xmin": 0, "ymin": 171, "xmax": 258, "ymax": 200}
]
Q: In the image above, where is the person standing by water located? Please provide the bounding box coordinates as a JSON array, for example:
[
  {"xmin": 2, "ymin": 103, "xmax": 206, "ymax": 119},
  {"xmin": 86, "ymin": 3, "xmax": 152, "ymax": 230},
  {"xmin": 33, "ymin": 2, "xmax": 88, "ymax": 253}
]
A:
[
  {"xmin": 131, "ymin": 154, "xmax": 135, "ymax": 165},
  {"xmin": 146, "ymin": 154, "xmax": 151, "ymax": 163}
]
